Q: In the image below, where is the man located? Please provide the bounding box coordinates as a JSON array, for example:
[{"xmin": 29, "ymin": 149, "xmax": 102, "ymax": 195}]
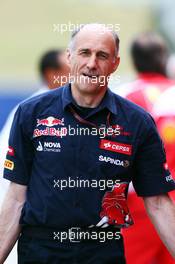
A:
[
  {"xmin": 153, "ymin": 86, "xmax": 175, "ymax": 181},
  {"xmin": 119, "ymin": 32, "xmax": 175, "ymax": 264},
  {"xmin": 0, "ymin": 49, "xmax": 70, "ymax": 264},
  {"xmin": 0, "ymin": 24, "xmax": 175, "ymax": 264},
  {"xmin": 0, "ymin": 49, "xmax": 70, "ymax": 197},
  {"xmin": 118, "ymin": 32, "xmax": 175, "ymax": 101}
]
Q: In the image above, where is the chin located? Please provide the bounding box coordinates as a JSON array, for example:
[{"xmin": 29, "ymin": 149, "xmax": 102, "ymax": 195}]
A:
[{"xmin": 77, "ymin": 82, "xmax": 103, "ymax": 94}]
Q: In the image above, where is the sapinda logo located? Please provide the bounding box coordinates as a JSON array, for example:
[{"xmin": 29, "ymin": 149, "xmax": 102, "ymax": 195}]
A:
[{"xmin": 99, "ymin": 155, "xmax": 130, "ymax": 167}]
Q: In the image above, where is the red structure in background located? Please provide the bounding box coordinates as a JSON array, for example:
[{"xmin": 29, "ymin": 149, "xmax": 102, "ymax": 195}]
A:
[{"xmin": 121, "ymin": 72, "xmax": 175, "ymax": 264}]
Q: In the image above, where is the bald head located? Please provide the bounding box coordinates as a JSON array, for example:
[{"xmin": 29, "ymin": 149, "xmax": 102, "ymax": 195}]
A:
[
  {"xmin": 66, "ymin": 23, "xmax": 120, "ymax": 102},
  {"xmin": 69, "ymin": 23, "xmax": 120, "ymax": 57}
]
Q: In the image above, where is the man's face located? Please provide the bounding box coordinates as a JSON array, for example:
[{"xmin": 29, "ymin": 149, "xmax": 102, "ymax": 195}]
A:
[{"xmin": 67, "ymin": 26, "xmax": 120, "ymax": 96}]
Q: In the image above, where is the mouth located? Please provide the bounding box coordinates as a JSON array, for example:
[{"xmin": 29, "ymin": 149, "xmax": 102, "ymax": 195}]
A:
[{"xmin": 81, "ymin": 73, "xmax": 99, "ymax": 79}]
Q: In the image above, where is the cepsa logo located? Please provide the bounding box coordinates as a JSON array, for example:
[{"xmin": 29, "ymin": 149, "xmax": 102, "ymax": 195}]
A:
[
  {"xmin": 37, "ymin": 116, "xmax": 64, "ymax": 127},
  {"xmin": 100, "ymin": 139, "xmax": 132, "ymax": 155}
]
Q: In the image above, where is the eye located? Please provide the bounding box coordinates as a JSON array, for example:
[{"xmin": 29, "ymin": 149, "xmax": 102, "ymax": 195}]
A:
[
  {"xmin": 97, "ymin": 52, "xmax": 109, "ymax": 60},
  {"xmin": 79, "ymin": 49, "xmax": 90, "ymax": 56}
]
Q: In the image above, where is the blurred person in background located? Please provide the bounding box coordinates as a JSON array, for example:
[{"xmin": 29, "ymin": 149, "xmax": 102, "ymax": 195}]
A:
[
  {"xmin": 153, "ymin": 86, "xmax": 175, "ymax": 184},
  {"xmin": 166, "ymin": 54, "xmax": 175, "ymax": 80},
  {"xmin": 0, "ymin": 49, "xmax": 70, "ymax": 200},
  {"xmin": 38, "ymin": 49, "xmax": 70, "ymax": 90},
  {"xmin": 119, "ymin": 32, "xmax": 175, "ymax": 264}
]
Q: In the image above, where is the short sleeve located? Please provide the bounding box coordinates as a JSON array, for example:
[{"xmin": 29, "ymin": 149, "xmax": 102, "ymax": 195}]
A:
[
  {"xmin": 132, "ymin": 114, "xmax": 175, "ymax": 197},
  {"xmin": 3, "ymin": 106, "xmax": 34, "ymax": 185}
]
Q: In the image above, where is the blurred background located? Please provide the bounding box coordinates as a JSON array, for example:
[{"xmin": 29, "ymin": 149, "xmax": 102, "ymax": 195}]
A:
[{"xmin": 1, "ymin": 0, "xmax": 175, "ymax": 130}]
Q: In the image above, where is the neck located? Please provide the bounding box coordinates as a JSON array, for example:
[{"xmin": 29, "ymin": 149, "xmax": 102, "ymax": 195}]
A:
[{"xmin": 71, "ymin": 85, "xmax": 107, "ymax": 108}]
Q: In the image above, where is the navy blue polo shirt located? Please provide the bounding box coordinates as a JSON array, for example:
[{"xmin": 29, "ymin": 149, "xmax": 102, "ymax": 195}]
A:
[{"xmin": 3, "ymin": 83, "xmax": 175, "ymax": 228}]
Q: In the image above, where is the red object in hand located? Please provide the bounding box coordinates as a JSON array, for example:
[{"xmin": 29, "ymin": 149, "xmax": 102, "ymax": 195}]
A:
[{"xmin": 100, "ymin": 182, "xmax": 134, "ymax": 228}]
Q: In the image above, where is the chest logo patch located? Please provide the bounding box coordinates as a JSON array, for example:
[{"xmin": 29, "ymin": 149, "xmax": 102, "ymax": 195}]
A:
[
  {"xmin": 99, "ymin": 155, "xmax": 130, "ymax": 167},
  {"xmin": 100, "ymin": 139, "xmax": 132, "ymax": 155},
  {"xmin": 8, "ymin": 146, "xmax": 15, "ymax": 156},
  {"xmin": 36, "ymin": 141, "xmax": 61, "ymax": 152},
  {"xmin": 37, "ymin": 116, "xmax": 64, "ymax": 127},
  {"xmin": 4, "ymin": 159, "xmax": 14, "ymax": 171}
]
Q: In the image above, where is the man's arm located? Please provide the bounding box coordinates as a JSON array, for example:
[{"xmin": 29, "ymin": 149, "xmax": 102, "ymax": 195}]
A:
[
  {"xmin": 144, "ymin": 194, "xmax": 175, "ymax": 258},
  {"xmin": 0, "ymin": 182, "xmax": 27, "ymax": 263}
]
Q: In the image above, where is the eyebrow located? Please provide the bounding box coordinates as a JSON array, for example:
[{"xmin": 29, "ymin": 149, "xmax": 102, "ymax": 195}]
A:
[
  {"xmin": 78, "ymin": 48, "xmax": 90, "ymax": 53},
  {"xmin": 78, "ymin": 48, "xmax": 110, "ymax": 57}
]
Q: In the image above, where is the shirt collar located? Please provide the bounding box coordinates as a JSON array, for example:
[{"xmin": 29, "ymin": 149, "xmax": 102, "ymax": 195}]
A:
[{"xmin": 62, "ymin": 83, "xmax": 117, "ymax": 115}]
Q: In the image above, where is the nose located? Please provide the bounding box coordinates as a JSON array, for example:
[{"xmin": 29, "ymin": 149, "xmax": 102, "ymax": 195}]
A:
[{"xmin": 86, "ymin": 54, "xmax": 97, "ymax": 70}]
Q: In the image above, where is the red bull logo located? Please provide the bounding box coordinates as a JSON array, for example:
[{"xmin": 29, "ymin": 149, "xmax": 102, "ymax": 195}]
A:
[
  {"xmin": 33, "ymin": 127, "xmax": 67, "ymax": 138},
  {"xmin": 37, "ymin": 116, "xmax": 64, "ymax": 127}
]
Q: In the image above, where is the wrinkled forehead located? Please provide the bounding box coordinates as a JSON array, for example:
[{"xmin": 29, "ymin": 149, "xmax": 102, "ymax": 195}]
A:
[{"xmin": 74, "ymin": 25, "xmax": 116, "ymax": 55}]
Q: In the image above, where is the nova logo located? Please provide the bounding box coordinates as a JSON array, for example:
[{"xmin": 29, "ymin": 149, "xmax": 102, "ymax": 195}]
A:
[
  {"xmin": 44, "ymin": 142, "xmax": 61, "ymax": 148},
  {"xmin": 36, "ymin": 141, "xmax": 61, "ymax": 152}
]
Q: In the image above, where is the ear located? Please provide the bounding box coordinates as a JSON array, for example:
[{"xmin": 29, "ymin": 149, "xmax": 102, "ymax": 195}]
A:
[
  {"xmin": 112, "ymin": 56, "xmax": 120, "ymax": 73},
  {"xmin": 66, "ymin": 48, "xmax": 71, "ymax": 66}
]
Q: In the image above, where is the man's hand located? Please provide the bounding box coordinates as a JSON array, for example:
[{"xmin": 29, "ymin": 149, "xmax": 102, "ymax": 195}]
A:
[
  {"xmin": 99, "ymin": 182, "xmax": 134, "ymax": 228},
  {"xmin": 0, "ymin": 182, "xmax": 27, "ymax": 263}
]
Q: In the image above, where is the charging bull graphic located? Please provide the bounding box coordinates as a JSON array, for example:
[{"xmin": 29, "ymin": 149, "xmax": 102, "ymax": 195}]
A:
[{"xmin": 100, "ymin": 182, "xmax": 134, "ymax": 228}]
